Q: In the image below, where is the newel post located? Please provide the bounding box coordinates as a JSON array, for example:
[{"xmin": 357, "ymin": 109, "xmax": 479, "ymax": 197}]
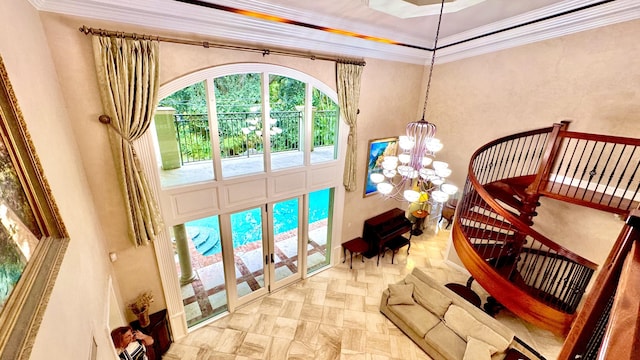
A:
[
  {"xmin": 527, "ymin": 120, "xmax": 571, "ymax": 195},
  {"xmin": 519, "ymin": 121, "xmax": 571, "ymax": 225}
]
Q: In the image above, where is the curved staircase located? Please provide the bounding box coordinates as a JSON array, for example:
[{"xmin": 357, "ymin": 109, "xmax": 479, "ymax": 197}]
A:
[{"xmin": 451, "ymin": 122, "xmax": 640, "ymax": 338}]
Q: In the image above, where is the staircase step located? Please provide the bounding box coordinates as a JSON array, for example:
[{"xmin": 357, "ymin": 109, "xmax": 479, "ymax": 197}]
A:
[
  {"xmin": 192, "ymin": 228, "xmax": 222, "ymax": 256},
  {"xmin": 497, "ymin": 175, "xmax": 535, "ymax": 189},
  {"xmin": 508, "ymin": 183, "xmax": 529, "ymax": 200},
  {"xmin": 197, "ymin": 240, "xmax": 215, "ymax": 255},
  {"xmin": 472, "ymin": 243, "xmax": 516, "ymax": 259},
  {"xmin": 484, "ymin": 182, "xmax": 524, "ymax": 211},
  {"xmin": 187, "ymin": 226, "xmax": 201, "ymax": 240},
  {"xmin": 466, "ymin": 203, "xmax": 508, "ymax": 220},
  {"xmin": 467, "ymin": 198, "xmax": 534, "ymax": 226},
  {"xmin": 459, "ymin": 212, "xmax": 518, "ymax": 232},
  {"xmin": 471, "ymin": 204, "xmax": 527, "ymax": 225},
  {"xmin": 463, "ymin": 226, "xmax": 516, "ymax": 241}
]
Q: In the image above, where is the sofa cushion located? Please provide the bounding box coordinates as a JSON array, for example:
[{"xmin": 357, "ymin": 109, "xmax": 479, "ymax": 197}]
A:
[
  {"xmin": 444, "ymin": 305, "xmax": 510, "ymax": 353},
  {"xmin": 404, "ymin": 273, "xmax": 452, "ymax": 317},
  {"xmin": 389, "ymin": 303, "xmax": 441, "ymax": 338},
  {"xmin": 463, "ymin": 337, "xmax": 495, "ymax": 360},
  {"xmin": 388, "ymin": 283, "xmax": 415, "ymax": 305},
  {"xmin": 424, "ymin": 322, "xmax": 467, "ymax": 359}
]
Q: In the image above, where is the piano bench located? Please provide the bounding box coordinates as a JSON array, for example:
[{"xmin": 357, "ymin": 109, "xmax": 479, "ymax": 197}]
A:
[
  {"xmin": 342, "ymin": 237, "xmax": 369, "ymax": 269},
  {"xmin": 382, "ymin": 236, "xmax": 411, "ymax": 264}
]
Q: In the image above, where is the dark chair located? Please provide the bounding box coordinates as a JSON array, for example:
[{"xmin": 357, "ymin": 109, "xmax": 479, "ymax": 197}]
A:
[
  {"xmin": 382, "ymin": 236, "xmax": 410, "ymax": 264},
  {"xmin": 440, "ymin": 200, "xmax": 457, "ymax": 229}
]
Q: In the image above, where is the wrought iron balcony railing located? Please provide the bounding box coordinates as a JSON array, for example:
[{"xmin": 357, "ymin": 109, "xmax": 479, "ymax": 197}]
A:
[{"xmin": 173, "ymin": 110, "xmax": 338, "ymax": 164}]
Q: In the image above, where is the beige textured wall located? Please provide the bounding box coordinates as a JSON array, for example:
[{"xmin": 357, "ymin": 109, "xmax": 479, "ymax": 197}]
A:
[
  {"xmin": 37, "ymin": 8, "xmax": 423, "ymax": 341},
  {"xmin": 343, "ymin": 58, "xmax": 425, "ymax": 239},
  {"xmin": 4, "ymin": 3, "xmax": 637, "ymax": 357},
  {"xmin": 430, "ymin": 20, "xmax": 640, "ymax": 266},
  {"xmin": 430, "ymin": 19, "xmax": 640, "ymax": 188},
  {"xmin": 0, "ymin": 2, "xmax": 115, "ymax": 360}
]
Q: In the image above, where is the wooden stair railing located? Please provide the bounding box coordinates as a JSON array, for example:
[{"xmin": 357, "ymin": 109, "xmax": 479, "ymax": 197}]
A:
[
  {"xmin": 559, "ymin": 209, "xmax": 640, "ymax": 359},
  {"xmin": 524, "ymin": 121, "xmax": 640, "ymax": 215},
  {"xmin": 452, "ymin": 122, "xmax": 640, "ymax": 336},
  {"xmin": 453, "ymin": 221, "xmax": 580, "ymax": 335},
  {"xmin": 598, "ymin": 229, "xmax": 640, "ymax": 359},
  {"xmin": 454, "ymin": 121, "xmax": 640, "ymax": 348},
  {"xmin": 457, "ymin": 178, "xmax": 597, "ymax": 333}
]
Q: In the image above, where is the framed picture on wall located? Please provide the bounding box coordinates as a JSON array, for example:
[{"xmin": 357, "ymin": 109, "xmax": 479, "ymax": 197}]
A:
[
  {"xmin": 363, "ymin": 137, "xmax": 398, "ymax": 197},
  {"xmin": 0, "ymin": 55, "xmax": 69, "ymax": 359}
]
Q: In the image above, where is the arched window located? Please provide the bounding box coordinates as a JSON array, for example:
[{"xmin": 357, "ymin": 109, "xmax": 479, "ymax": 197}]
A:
[
  {"xmin": 139, "ymin": 64, "xmax": 347, "ymax": 330},
  {"xmin": 153, "ymin": 64, "xmax": 341, "ymax": 187}
]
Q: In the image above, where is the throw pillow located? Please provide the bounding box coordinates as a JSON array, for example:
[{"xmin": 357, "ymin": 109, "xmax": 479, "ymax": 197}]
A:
[
  {"xmin": 405, "ymin": 274, "xmax": 452, "ymax": 317},
  {"xmin": 463, "ymin": 337, "xmax": 494, "ymax": 360},
  {"xmin": 388, "ymin": 283, "xmax": 415, "ymax": 305},
  {"xmin": 444, "ymin": 305, "xmax": 510, "ymax": 353}
]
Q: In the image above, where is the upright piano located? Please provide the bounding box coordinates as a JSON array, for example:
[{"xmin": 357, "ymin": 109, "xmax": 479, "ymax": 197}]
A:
[{"xmin": 362, "ymin": 208, "xmax": 413, "ymax": 265}]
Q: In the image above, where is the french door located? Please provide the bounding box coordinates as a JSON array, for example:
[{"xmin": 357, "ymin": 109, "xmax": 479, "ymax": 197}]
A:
[
  {"xmin": 266, "ymin": 197, "xmax": 303, "ymax": 290},
  {"xmin": 226, "ymin": 196, "xmax": 303, "ymax": 306}
]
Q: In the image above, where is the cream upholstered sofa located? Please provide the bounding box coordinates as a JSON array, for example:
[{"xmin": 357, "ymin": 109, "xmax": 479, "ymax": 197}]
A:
[{"xmin": 380, "ymin": 267, "xmax": 519, "ymax": 360}]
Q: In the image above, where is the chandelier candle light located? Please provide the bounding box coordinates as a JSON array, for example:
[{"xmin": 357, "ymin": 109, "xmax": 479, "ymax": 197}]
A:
[{"xmin": 370, "ymin": 0, "xmax": 457, "ymax": 206}]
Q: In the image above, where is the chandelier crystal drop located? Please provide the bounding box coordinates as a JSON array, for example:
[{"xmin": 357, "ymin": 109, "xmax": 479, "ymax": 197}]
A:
[{"xmin": 370, "ymin": 0, "xmax": 457, "ymax": 206}]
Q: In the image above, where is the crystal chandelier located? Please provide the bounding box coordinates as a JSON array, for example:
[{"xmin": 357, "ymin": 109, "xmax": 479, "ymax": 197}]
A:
[{"xmin": 370, "ymin": 0, "xmax": 457, "ymax": 205}]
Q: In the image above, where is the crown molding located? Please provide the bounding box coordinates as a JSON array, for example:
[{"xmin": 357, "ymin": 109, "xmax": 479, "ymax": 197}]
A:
[
  {"xmin": 30, "ymin": 0, "xmax": 640, "ymax": 66},
  {"xmin": 436, "ymin": 0, "xmax": 640, "ymax": 63}
]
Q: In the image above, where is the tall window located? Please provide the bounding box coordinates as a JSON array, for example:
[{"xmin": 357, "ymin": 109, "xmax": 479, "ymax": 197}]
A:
[{"xmin": 146, "ymin": 64, "xmax": 344, "ymax": 329}]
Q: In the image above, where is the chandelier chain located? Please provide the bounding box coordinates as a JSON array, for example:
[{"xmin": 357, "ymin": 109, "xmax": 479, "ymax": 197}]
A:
[
  {"xmin": 372, "ymin": 0, "xmax": 457, "ymax": 205},
  {"xmin": 421, "ymin": 0, "xmax": 446, "ymax": 121}
]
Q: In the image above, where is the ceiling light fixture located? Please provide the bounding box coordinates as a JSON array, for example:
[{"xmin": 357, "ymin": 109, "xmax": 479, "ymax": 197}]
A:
[{"xmin": 370, "ymin": 0, "xmax": 458, "ymax": 205}]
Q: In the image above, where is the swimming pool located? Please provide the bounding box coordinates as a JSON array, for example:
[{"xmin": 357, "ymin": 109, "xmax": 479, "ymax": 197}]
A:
[{"xmin": 186, "ymin": 189, "xmax": 330, "ymax": 255}]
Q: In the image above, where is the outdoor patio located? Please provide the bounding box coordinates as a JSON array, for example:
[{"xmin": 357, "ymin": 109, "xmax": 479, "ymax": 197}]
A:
[
  {"xmin": 158, "ymin": 146, "xmax": 336, "ymax": 188},
  {"xmin": 176, "ymin": 221, "xmax": 329, "ymax": 327}
]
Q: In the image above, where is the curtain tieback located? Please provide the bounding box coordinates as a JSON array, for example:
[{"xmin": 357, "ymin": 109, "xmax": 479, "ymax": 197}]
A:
[
  {"xmin": 99, "ymin": 114, "xmax": 142, "ymax": 169},
  {"xmin": 99, "ymin": 114, "xmax": 135, "ymax": 145}
]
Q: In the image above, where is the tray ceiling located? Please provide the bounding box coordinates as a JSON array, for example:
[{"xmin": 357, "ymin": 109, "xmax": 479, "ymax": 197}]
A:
[{"xmin": 30, "ymin": 0, "xmax": 640, "ymax": 64}]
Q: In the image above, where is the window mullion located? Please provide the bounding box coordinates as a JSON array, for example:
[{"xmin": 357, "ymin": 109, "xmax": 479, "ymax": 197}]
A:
[
  {"xmin": 206, "ymin": 78, "xmax": 222, "ymax": 180},
  {"xmin": 262, "ymin": 72, "xmax": 272, "ymax": 172}
]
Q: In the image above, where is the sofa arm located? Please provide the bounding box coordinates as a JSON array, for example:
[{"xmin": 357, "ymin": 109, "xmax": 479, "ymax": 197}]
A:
[
  {"xmin": 451, "ymin": 298, "xmax": 515, "ymax": 344},
  {"xmin": 410, "ymin": 268, "xmax": 515, "ymax": 344},
  {"xmin": 379, "ymin": 288, "xmax": 390, "ymax": 310}
]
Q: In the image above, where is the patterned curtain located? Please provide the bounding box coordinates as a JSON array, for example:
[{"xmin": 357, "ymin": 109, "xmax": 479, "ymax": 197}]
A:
[
  {"xmin": 336, "ymin": 62, "xmax": 364, "ymax": 192},
  {"xmin": 92, "ymin": 35, "xmax": 163, "ymax": 246}
]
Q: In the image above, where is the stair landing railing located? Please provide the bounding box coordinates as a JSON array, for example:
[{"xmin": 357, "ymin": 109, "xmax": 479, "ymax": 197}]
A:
[
  {"xmin": 527, "ymin": 124, "xmax": 640, "ymax": 215},
  {"xmin": 454, "ymin": 124, "xmax": 604, "ymax": 334}
]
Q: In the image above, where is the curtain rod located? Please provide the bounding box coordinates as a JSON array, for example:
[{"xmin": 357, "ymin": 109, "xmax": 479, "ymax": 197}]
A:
[{"xmin": 79, "ymin": 26, "xmax": 366, "ymax": 66}]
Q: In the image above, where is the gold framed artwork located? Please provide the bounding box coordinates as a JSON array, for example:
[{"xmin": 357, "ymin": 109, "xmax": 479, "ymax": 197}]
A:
[
  {"xmin": 0, "ymin": 55, "xmax": 69, "ymax": 359},
  {"xmin": 363, "ymin": 137, "xmax": 398, "ymax": 197}
]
